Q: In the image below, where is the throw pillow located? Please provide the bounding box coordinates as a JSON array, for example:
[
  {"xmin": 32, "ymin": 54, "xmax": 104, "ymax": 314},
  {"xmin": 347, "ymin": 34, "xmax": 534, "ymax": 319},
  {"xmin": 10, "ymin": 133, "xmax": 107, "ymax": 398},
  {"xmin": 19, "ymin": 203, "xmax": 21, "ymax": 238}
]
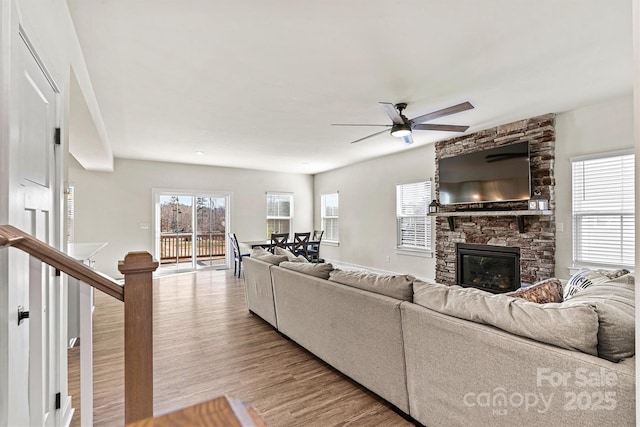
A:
[
  {"xmin": 251, "ymin": 249, "xmax": 288, "ymax": 265},
  {"xmin": 508, "ymin": 278, "xmax": 563, "ymax": 304},
  {"xmin": 563, "ymin": 270, "xmax": 612, "ymax": 300},
  {"xmin": 250, "ymin": 246, "xmax": 270, "ymax": 258},
  {"xmin": 279, "ymin": 261, "xmax": 334, "ymax": 279},
  {"xmin": 274, "ymin": 246, "xmax": 308, "ymax": 263}
]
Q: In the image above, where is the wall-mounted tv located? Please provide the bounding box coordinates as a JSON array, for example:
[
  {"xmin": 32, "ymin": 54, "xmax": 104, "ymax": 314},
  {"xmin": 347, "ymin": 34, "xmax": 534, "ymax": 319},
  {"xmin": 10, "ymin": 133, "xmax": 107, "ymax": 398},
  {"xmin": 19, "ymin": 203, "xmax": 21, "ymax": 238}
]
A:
[{"xmin": 438, "ymin": 141, "xmax": 531, "ymax": 205}]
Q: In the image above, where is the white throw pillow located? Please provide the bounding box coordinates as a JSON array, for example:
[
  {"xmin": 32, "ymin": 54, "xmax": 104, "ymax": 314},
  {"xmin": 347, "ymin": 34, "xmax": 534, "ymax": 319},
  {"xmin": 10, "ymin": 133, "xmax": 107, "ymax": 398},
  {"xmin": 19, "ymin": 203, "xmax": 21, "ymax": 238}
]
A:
[{"xmin": 563, "ymin": 269, "xmax": 629, "ymax": 300}]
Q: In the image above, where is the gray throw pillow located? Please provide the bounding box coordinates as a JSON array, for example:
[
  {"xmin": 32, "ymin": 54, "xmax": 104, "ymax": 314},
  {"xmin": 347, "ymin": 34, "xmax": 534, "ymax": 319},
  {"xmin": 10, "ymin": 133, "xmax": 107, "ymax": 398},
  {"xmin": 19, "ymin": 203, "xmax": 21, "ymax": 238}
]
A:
[
  {"xmin": 274, "ymin": 246, "xmax": 308, "ymax": 263},
  {"xmin": 251, "ymin": 247, "xmax": 270, "ymax": 257},
  {"xmin": 252, "ymin": 252, "xmax": 288, "ymax": 265}
]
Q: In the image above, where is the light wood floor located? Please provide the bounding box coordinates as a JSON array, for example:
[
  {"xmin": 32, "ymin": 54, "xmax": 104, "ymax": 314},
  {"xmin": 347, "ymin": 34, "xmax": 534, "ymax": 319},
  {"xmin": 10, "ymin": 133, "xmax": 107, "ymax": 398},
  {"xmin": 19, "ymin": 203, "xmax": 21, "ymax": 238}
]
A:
[{"xmin": 68, "ymin": 269, "xmax": 414, "ymax": 426}]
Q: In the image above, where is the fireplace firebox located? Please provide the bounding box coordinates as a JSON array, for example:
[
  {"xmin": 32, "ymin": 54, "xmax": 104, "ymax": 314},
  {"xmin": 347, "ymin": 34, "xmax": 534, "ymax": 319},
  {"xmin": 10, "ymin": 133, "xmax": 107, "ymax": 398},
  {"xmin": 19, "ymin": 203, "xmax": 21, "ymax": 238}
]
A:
[{"xmin": 456, "ymin": 243, "xmax": 520, "ymax": 293}]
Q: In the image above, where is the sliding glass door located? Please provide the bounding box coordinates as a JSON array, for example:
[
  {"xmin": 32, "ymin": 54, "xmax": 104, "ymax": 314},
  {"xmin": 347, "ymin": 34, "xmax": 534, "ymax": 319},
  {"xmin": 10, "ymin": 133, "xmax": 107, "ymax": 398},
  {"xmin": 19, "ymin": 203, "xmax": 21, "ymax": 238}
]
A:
[
  {"xmin": 195, "ymin": 196, "xmax": 226, "ymax": 268},
  {"xmin": 155, "ymin": 191, "xmax": 230, "ymax": 273}
]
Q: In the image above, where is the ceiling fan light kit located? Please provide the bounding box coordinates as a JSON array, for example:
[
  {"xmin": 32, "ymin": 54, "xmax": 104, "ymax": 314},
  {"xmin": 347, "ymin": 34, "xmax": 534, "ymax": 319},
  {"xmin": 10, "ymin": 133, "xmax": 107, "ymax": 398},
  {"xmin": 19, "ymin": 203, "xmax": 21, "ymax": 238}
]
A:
[
  {"xmin": 390, "ymin": 123, "xmax": 411, "ymax": 138},
  {"xmin": 334, "ymin": 101, "xmax": 474, "ymax": 145}
]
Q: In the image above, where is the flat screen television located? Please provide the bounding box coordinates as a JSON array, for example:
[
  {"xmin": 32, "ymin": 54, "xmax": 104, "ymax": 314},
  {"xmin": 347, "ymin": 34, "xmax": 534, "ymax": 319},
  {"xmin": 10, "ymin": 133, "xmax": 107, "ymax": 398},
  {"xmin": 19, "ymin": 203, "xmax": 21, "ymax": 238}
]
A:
[{"xmin": 438, "ymin": 141, "xmax": 531, "ymax": 205}]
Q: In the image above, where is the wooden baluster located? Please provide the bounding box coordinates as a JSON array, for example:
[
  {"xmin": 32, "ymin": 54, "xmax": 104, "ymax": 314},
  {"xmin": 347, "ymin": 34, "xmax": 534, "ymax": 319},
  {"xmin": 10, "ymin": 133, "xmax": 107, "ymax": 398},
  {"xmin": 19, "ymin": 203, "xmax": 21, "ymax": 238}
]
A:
[{"xmin": 118, "ymin": 252, "xmax": 159, "ymax": 424}]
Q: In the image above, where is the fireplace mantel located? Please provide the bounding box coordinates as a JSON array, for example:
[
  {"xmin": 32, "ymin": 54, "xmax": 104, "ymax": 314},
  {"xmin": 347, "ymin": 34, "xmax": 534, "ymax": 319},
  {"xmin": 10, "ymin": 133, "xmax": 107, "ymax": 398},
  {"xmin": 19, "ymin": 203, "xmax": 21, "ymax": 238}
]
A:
[{"xmin": 429, "ymin": 209, "xmax": 552, "ymax": 232}]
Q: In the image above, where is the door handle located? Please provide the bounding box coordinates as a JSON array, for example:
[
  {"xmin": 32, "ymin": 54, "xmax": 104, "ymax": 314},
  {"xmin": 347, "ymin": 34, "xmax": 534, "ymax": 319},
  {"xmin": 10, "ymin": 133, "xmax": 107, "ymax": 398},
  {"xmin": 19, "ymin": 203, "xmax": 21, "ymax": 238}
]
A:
[{"xmin": 17, "ymin": 306, "xmax": 29, "ymax": 325}]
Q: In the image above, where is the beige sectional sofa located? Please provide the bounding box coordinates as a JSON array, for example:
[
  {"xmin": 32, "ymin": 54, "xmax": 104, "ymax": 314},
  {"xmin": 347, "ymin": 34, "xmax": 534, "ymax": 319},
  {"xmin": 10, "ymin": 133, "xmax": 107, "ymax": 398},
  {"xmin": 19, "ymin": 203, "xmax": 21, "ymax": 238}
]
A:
[{"xmin": 243, "ymin": 255, "xmax": 636, "ymax": 427}]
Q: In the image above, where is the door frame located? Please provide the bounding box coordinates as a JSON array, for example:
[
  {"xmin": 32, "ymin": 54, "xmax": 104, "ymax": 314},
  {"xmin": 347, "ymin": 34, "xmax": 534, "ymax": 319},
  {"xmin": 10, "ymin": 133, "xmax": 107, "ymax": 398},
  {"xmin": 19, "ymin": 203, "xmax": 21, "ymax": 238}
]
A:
[
  {"xmin": 152, "ymin": 188, "xmax": 232, "ymax": 273},
  {"xmin": 0, "ymin": 18, "xmax": 68, "ymax": 426}
]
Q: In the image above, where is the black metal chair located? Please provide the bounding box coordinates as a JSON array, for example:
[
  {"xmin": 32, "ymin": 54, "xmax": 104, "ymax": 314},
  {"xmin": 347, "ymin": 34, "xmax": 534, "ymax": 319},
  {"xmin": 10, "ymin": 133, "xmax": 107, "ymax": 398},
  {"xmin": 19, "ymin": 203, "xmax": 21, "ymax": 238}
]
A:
[
  {"xmin": 229, "ymin": 233, "xmax": 250, "ymax": 277},
  {"xmin": 307, "ymin": 230, "xmax": 324, "ymax": 263},
  {"xmin": 292, "ymin": 232, "xmax": 311, "ymax": 260},
  {"xmin": 269, "ymin": 233, "xmax": 289, "ymax": 253}
]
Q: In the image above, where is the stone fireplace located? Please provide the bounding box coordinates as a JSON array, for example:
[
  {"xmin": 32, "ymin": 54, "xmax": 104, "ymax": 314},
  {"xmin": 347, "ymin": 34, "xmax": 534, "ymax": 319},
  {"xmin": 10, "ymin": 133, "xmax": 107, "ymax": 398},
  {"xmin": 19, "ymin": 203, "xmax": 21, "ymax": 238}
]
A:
[
  {"xmin": 457, "ymin": 243, "xmax": 520, "ymax": 293},
  {"xmin": 435, "ymin": 114, "xmax": 556, "ymax": 285}
]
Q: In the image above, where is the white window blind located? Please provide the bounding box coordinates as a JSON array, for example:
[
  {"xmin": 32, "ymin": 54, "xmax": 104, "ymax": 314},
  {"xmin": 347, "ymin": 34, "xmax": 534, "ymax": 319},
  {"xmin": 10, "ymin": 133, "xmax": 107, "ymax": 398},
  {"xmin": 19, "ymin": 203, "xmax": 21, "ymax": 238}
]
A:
[
  {"xmin": 572, "ymin": 152, "xmax": 634, "ymax": 267},
  {"xmin": 321, "ymin": 193, "xmax": 339, "ymax": 242},
  {"xmin": 396, "ymin": 181, "xmax": 432, "ymax": 251},
  {"xmin": 266, "ymin": 193, "xmax": 292, "ymax": 238}
]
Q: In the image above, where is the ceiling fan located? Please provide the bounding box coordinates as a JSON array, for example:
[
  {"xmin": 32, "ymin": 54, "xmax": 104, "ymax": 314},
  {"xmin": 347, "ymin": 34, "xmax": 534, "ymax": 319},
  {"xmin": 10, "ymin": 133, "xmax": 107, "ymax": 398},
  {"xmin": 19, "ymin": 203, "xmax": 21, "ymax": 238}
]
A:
[{"xmin": 333, "ymin": 101, "xmax": 474, "ymax": 145}]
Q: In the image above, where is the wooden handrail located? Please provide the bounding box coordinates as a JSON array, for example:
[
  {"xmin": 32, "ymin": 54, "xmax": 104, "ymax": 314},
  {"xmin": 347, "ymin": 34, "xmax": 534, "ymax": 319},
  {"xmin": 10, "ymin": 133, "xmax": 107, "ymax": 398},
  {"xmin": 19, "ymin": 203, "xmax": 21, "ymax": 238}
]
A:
[
  {"xmin": 0, "ymin": 224, "xmax": 124, "ymax": 301},
  {"xmin": 1, "ymin": 224, "xmax": 159, "ymax": 423}
]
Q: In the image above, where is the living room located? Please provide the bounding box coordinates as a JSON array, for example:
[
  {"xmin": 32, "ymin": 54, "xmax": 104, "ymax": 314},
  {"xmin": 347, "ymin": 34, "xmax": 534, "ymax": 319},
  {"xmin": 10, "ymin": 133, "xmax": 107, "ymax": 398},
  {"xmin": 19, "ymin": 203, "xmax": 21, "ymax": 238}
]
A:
[
  {"xmin": 1, "ymin": 1, "xmax": 639, "ymax": 426},
  {"xmin": 69, "ymin": 93, "xmax": 634, "ymax": 282}
]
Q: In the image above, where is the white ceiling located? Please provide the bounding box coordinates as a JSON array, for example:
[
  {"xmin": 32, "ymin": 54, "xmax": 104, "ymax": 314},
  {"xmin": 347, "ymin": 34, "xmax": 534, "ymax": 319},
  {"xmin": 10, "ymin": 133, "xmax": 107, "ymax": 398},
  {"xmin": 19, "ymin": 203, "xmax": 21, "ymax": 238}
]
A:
[{"xmin": 66, "ymin": 0, "xmax": 633, "ymax": 175}]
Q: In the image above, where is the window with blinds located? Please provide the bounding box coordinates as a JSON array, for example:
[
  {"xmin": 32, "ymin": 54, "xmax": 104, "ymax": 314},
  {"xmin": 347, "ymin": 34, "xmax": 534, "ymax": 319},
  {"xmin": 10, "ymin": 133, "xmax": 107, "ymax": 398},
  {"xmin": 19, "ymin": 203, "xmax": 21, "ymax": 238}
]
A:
[
  {"xmin": 321, "ymin": 193, "xmax": 339, "ymax": 242},
  {"xmin": 396, "ymin": 181, "xmax": 432, "ymax": 252},
  {"xmin": 572, "ymin": 151, "xmax": 634, "ymax": 267},
  {"xmin": 266, "ymin": 193, "xmax": 293, "ymax": 238}
]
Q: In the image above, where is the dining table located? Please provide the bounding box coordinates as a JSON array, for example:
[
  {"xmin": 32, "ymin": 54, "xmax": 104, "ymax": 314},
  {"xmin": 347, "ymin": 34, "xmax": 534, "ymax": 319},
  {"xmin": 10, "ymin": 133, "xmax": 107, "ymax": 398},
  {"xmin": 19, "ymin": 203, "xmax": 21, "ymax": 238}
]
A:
[{"xmin": 244, "ymin": 239, "xmax": 320, "ymax": 250}]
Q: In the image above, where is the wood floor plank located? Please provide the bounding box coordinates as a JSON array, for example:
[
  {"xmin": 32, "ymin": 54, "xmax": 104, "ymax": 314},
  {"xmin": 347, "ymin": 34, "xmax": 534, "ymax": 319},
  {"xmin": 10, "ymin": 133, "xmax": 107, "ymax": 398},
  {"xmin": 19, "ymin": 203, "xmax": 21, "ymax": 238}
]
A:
[{"xmin": 69, "ymin": 269, "xmax": 414, "ymax": 426}]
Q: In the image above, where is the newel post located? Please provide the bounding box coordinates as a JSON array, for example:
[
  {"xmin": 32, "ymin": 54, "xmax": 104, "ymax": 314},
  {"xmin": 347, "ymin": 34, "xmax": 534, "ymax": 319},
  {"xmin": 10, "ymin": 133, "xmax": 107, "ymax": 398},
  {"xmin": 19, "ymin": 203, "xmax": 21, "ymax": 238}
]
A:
[{"xmin": 118, "ymin": 252, "xmax": 159, "ymax": 424}]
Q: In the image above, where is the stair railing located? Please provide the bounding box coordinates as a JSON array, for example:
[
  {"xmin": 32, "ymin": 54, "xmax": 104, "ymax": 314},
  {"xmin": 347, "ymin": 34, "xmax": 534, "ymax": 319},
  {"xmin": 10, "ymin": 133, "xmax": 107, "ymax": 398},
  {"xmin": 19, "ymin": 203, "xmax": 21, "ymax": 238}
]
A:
[{"xmin": 0, "ymin": 224, "xmax": 158, "ymax": 424}]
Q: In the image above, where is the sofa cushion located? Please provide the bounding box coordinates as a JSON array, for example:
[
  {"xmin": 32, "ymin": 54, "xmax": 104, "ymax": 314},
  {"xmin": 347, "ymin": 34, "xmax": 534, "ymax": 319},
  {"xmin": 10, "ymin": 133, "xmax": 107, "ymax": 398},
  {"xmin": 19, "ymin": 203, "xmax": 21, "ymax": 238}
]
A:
[
  {"xmin": 250, "ymin": 247, "xmax": 288, "ymax": 265},
  {"xmin": 279, "ymin": 261, "xmax": 334, "ymax": 279},
  {"xmin": 412, "ymin": 280, "xmax": 599, "ymax": 355},
  {"xmin": 328, "ymin": 270, "xmax": 414, "ymax": 301},
  {"xmin": 508, "ymin": 278, "xmax": 563, "ymax": 304},
  {"xmin": 566, "ymin": 274, "xmax": 635, "ymax": 362},
  {"xmin": 564, "ymin": 268, "xmax": 630, "ymax": 300},
  {"xmin": 274, "ymin": 246, "xmax": 309, "ymax": 263},
  {"xmin": 251, "ymin": 246, "xmax": 269, "ymax": 257}
]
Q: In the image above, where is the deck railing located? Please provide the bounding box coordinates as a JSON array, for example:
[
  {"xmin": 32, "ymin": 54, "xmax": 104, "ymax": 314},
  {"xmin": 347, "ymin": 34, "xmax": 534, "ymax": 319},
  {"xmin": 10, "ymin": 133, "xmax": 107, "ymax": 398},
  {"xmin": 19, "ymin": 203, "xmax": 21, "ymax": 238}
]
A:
[{"xmin": 159, "ymin": 232, "xmax": 225, "ymax": 263}]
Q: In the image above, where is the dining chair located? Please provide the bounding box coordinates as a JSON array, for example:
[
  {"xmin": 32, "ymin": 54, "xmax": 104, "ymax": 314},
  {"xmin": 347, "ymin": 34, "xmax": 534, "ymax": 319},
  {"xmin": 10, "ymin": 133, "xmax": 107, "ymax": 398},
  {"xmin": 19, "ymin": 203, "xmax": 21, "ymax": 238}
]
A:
[
  {"xmin": 270, "ymin": 233, "xmax": 289, "ymax": 253},
  {"xmin": 229, "ymin": 233, "xmax": 250, "ymax": 277},
  {"xmin": 308, "ymin": 230, "xmax": 324, "ymax": 263},
  {"xmin": 292, "ymin": 232, "xmax": 311, "ymax": 260}
]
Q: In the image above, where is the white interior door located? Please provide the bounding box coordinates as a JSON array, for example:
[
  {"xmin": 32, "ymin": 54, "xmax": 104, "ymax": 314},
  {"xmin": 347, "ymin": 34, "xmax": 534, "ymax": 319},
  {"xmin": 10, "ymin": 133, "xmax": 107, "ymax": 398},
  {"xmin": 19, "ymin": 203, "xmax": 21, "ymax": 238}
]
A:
[{"xmin": 17, "ymin": 32, "xmax": 60, "ymax": 426}]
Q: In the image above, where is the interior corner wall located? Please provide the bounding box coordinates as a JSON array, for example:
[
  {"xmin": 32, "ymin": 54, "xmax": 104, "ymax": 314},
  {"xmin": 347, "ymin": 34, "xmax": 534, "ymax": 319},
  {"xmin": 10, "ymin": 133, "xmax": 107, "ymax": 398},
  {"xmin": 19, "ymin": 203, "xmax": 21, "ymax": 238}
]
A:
[
  {"xmin": 313, "ymin": 144, "xmax": 437, "ymax": 281},
  {"xmin": 68, "ymin": 157, "xmax": 314, "ymax": 278},
  {"xmin": 554, "ymin": 93, "xmax": 634, "ymax": 278}
]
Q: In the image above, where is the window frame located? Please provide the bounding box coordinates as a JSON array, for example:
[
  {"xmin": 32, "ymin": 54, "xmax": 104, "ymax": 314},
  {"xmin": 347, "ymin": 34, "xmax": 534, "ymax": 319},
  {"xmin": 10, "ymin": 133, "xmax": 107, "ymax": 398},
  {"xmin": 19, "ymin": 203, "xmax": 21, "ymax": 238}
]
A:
[
  {"xmin": 320, "ymin": 193, "xmax": 339, "ymax": 244},
  {"xmin": 571, "ymin": 149, "xmax": 634, "ymax": 268},
  {"xmin": 266, "ymin": 192, "xmax": 293, "ymax": 239},
  {"xmin": 395, "ymin": 180, "xmax": 433, "ymax": 255}
]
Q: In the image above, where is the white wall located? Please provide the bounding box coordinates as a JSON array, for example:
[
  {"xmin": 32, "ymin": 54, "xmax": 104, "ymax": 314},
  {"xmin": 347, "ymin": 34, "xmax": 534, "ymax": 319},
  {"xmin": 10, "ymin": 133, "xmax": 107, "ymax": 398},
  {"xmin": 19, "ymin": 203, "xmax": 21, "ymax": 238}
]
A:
[
  {"xmin": 69, "ymin": 157, "xmax": 314, "ymax": 278},
  {"xmin": 555, "ymin": 93, "xmax": 635, "ymax": 278},
  {"xmin": 314, "ymin": 144, "xmax": 437, "ymax": 280}
]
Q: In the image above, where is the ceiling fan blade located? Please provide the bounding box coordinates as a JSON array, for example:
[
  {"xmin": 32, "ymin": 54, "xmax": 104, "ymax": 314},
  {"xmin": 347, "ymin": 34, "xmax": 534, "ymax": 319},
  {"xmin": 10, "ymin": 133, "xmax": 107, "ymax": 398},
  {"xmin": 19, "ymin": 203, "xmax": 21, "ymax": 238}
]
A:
[
  {"xmin": 379, "ymin": 102, "xmax": 405, "ymax": 125},
  {"xmin": 349, "ymin": 129, "xmax": 389, "ymax": 144},
  {"xmin": 332, "ymin": 123, "xmax": 390, "ymax": 127},
  {"xmin": 410, "ymin": 102, "xmax": 474, "ymax": 124},
  {"xmin": 413, "ymin": 123, "xmax": 470, "ymax": 132},
  {"xmin": 400, "ymin": 134, "xmax": 414, "ymax": 145}
]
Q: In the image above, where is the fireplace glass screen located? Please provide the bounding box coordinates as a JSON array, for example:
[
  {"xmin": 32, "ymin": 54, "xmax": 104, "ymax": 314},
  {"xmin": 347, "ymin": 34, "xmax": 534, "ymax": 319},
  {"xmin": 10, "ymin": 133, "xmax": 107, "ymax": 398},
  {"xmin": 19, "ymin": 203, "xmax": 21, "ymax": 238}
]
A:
[{"xmin": 457, "ymin": 244, "xmax": 520, "ymax": 293}]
